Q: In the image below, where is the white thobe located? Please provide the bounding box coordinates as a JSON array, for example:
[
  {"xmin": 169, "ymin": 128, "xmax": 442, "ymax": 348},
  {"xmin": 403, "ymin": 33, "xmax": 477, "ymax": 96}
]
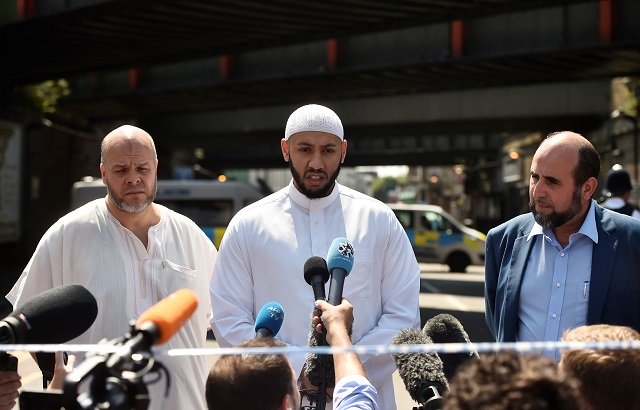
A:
[
  {"xmin": 210, "ymin": 181, "xmax": 421, "ymax": 410},
  {"xmin": 7, "ymin": 198, "xmax": 216, "ymax": 410}
]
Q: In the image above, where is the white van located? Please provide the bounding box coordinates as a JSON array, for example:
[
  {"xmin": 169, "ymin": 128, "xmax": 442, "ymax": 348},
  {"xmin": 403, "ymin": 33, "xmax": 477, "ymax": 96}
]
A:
[
  {"xmin": 71, "ymin": 178, "xmax": 264, "ymax": 247},
  {"xmin": 387, "ymin": 203, "xmax": 486, "ymax": 272}
]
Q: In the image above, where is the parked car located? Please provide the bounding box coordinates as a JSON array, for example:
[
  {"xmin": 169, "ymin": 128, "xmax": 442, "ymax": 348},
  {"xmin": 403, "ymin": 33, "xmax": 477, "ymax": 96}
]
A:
[
  {"xmin": 387, "ymin": 203, "xmax": 486, "ymax": 272},
  {"xmin": 71, "ymin": 177, "xmax": 264, "ymax": 247}
]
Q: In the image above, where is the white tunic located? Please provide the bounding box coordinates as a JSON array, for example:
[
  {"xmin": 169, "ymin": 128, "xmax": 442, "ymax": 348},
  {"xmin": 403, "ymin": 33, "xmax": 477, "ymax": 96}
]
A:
[
  {"xmin": 210, "ymin": 181, "xmax": 421, "ymax": 410},
  {"xmin": 7, "ymin": 198, "xmax": 216, "ymax": 410}
]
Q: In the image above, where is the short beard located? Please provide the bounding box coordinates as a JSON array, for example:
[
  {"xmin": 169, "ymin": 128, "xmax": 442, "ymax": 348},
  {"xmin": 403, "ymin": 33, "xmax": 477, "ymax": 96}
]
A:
[
  {"xmin": 529, "ymin": 186, "xmax": 583, "ymax": 229},
  {"xmin": 289, "ymin": 162, "xmax": 341, "ymax": 199},
  {"xmin": 106, "ymin": 179, "xmax": 157, "ymax": 214}
]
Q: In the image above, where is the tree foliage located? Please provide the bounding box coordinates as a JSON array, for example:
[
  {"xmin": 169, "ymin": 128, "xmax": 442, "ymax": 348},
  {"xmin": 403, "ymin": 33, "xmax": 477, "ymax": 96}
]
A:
[{"xmin": 22, "ymin": 79, "xmax": 70, "ymax": 114}]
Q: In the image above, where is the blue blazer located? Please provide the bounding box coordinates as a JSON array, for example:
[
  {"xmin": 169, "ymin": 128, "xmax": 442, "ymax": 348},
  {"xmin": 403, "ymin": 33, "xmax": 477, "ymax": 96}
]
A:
[{"xmin": 485, "ymin": 203, "xmax": 640, "ymax": 342}]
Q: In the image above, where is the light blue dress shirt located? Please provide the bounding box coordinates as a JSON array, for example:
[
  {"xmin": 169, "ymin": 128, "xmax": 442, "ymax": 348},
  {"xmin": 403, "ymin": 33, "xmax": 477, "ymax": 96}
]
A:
[
  {"xmin": 333, "ymin": 375, "xmax": 378, "ymax": 410},
  {"xmin": 518, "ymin": 202, "xmax": 598, "ymax": 359}
]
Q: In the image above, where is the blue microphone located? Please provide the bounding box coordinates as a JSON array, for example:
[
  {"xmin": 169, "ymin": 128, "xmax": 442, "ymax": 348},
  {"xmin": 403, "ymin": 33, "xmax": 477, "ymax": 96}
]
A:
[
  {"xmin": 326, "ymin": 237, "xmax": 354, "ymax": 305},
  {"xmin": 254, "ymin": 301, "xmax": 285, "ymax": 338}
]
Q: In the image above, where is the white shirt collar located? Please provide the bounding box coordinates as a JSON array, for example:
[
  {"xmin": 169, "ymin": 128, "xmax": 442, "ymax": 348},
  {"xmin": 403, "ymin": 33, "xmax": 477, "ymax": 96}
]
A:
[
  {"xmin": 287, "ymin": 179, "xmax": 340, "ymax": 210},
  {"xmin": 602, "ymin": 197, "xmax": 626, "ymax": 208}
]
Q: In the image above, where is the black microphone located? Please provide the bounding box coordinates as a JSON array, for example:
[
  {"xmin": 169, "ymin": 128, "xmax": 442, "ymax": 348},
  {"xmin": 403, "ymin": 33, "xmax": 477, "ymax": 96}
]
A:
[
  {"xmin": 254, "ymin": 301, "xmax": 285, "ymax": 339},
  {"xmin": 304, "ymin": 256, "xmax": 329, "ymax": 302},
  {"xmin": 391, "ymin": 328, "xmax": 448, "ymax": 409},
  {"xmin": 0, "ymin": 284, "xmax": 98, "ymax": 344},
  {"xmin": 326, "ymin": 237, "xmax": 354, "ymax": 306},
  {"xmin": 422, "ymin": 313, "xmax": 479, "ymax": 381}
]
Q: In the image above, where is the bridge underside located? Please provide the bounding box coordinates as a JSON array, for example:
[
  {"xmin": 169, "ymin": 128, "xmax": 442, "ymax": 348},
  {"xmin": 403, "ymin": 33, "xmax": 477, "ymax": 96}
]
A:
[{"xmin": 1, "ymin": 0, "xmax": 638, "ymax": 168}]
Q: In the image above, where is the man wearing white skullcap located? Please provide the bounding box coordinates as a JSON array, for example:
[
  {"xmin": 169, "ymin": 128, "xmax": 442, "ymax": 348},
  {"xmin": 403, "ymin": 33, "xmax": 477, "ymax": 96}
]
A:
[{"xmin": 211, "ymin": 103, "xmax": 420, "ymax": 409}]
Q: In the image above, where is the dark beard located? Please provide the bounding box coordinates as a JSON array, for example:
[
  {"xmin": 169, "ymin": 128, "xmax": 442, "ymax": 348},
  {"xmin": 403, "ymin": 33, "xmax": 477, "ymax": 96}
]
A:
[
  {"xmin": 529, "ymin": 186, "xmax": 583, "ymax": 229},
  {"xmin": 289, "ymin": 161, "xmax": 341, "ymax": 199}
]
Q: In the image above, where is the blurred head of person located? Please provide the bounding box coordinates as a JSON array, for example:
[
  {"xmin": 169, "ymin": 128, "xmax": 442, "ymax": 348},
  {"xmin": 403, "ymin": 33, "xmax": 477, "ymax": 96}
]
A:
[
  {"xmin": 560, "ymin": 324, "xmax": 640, "ymax": 410},
  {"xmin": 605, "ymin": 167, "xmax": 632, "ymax": 198},
  {"xmin": 206, "ymin": 338, "xmax": 300, "ymax": 410},
  {"xmin": 444, "ymin": 351, "xmax": 585, "ymax": 410}
]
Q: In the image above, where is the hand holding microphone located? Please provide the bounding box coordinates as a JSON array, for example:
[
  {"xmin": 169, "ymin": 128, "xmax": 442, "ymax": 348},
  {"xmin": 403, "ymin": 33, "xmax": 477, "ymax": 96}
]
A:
[
  {"xmin": 312, "ymin": 299, "xmax": 353, "ymax": 347},
  {"xmin": 48, "ymin": 351, "xmax": 76, "ymax": 390}
]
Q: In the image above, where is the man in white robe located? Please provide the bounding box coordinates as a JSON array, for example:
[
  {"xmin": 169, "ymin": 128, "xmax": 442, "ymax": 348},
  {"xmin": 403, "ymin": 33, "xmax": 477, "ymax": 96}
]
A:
[
  {"xmin": 8, "ymin": 125, "xmax": 216, "ymax": 410},
  {"xmin": 210, "ymin": 104, "xmax": 420, "ymax": 409}
]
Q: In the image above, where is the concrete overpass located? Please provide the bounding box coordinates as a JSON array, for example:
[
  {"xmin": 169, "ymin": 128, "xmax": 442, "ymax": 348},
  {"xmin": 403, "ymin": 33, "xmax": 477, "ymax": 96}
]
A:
[{"xmin": 1, "ymin": 0, "xmax": 639, "ymax": 168}]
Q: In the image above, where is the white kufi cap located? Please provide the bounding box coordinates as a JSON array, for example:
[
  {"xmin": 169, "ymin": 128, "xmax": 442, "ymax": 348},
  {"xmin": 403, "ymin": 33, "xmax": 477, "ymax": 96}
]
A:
[{"xmin": 284, "ymin": 104, "xmax": 344, "ymax": 140}]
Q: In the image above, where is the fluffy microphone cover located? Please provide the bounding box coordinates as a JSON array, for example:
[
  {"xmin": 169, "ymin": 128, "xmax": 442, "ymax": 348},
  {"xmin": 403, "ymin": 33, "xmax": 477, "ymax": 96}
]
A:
[
  {"xmin": 391, "ymin": 328, "xmax": 449, "ymax": 403},
  {"xmin": 304, "ymin": 308, "xmax": 335, "ymax": 388},
  {"xmin": 422, "ymin": 313, "xmax": 479, "ymax": 380}
]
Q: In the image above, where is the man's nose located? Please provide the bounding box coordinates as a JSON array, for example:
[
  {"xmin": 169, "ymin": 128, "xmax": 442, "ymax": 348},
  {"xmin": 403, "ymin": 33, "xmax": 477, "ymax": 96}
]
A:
[
  {"xmin": 308, "ymin": 151, "xmax": 323, "ymax": 169},
  {"xmin": 126, "ymin": 172, "xmax": 141, "ymax": 184}
]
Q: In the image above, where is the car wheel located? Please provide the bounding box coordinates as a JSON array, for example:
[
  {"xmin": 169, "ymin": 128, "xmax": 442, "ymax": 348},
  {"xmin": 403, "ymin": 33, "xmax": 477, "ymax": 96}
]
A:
[{"xmin": 446, "ymin": 251, "xmax": 470, "ymax": 273}]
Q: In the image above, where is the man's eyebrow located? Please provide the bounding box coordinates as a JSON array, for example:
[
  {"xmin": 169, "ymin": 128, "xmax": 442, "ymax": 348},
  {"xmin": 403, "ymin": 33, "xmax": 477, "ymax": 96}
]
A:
[
  {"xmin": 542, "ymin": 174, "xmax": 561, "ymax": 183},
  {"xmin": 296, "ymin": 141, "xmax": 338, "ymax": 148}
]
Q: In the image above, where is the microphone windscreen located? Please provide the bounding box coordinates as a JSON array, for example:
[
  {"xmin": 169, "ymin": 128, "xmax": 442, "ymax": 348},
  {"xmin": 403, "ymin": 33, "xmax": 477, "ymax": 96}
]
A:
[
  {"xmin": 136, "ymin": 288, "xmax": 198, "ymax": 345},
  {"xmin": 304, "ymin": 326, "xmax": 335, "ymax": 388},
  {"xmin": 422, "ymin": 313, "xmax": 479, "ymax": 380},
  {"xmin": 304, "ymin": 256, "xmax": 330, "ymax": 286},
  {"xmin": 391, "ymin": 328, "xmax": 448, "ymax": 403},
  {"xmin": 14, "ymin": 284, "xmax": 98, "ymax": 344},
  {"xmin": 254, "ymin": 301, "xmax": 285, "ymax": 337},
  {"xmin": 326, "ymin": 237, "xmax": 354, "ymax": 275}
]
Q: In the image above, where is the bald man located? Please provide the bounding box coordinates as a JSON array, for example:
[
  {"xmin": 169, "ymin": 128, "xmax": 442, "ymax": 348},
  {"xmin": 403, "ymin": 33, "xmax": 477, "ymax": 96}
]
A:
[
  {"xmin": 485, "ymin": 131, "xmax": 640, "ymax": 359},
  {"xmin": 7, "ymin": 125, "xmax": 217, "ymax": 409}
]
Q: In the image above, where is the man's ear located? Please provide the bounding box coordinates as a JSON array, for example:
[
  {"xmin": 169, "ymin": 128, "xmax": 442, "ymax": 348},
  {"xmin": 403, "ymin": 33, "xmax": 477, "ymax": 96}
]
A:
[
  {"xmin": 281, "ymin": 138, "xmax": 290, "ymax": 162},
  {"xmin": 582, "ymin": 176, "xmax": 598, "ymax": 200},
  {"xmin": 278, "ymin": 393, "xmax": 294, "ymax": 410},
  {"xmin": 340, "ymin": 139, "xmax": 348, "ymax": 164}
]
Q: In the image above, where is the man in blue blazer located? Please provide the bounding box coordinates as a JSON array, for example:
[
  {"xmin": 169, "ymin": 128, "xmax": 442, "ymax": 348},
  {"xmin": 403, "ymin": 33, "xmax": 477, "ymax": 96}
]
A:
[{"xmin": 485, "ymin": 131, "xmax": 640, "ymax": 348}]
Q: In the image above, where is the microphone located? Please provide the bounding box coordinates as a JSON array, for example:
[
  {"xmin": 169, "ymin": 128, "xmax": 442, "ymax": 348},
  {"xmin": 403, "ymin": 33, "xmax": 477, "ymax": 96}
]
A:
[
  {"xmin": 303, "ymin": 308, "xmax": 335, "ymax": 389},
  {"xmin": 254, "ymin": 301, "xmax": 285, "ymax": 338},
  {"xmin": 304, "ymin": 256, "xmax": 329, "ymax": 301},
  {"xmin": 391, "ymin": 328, "xmax": 447, "ymax": 409},
  {"xmin": 326, "ymin": 237, "xmax": 354, "ymax": 306},
  {"xmin": 422, "ymin": 313, "xmax": 479, "ymax": 381},
  {"xmin": 106, "ymin": 288, "xmax": 198, "ymax": 369},
  {"xmin": 0, "ymin": 284, "xmax": 98, "ymax": 344}
]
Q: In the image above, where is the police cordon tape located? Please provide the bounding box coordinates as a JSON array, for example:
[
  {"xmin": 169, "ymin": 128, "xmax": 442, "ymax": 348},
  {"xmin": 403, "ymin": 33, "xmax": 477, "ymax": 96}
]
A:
[{"xmin": 1, "ymin": 340, "xmax": 640, "ymax": 356}]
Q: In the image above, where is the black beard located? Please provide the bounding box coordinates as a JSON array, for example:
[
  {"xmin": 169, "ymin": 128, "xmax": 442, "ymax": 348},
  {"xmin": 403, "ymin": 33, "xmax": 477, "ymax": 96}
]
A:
[
  {"xmin": 529, "ymin": 187, "xmax": 583, "ymax": 229},
  {"xmin": 289, "ymin": 161, "xmax": 341, "ymax": 199}
]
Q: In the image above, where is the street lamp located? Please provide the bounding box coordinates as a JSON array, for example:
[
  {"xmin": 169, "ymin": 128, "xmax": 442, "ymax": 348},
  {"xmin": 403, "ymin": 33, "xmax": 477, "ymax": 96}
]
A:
[{"xmin": 610, "ymin": 108, "xmax": 639, "ymax": 201}]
